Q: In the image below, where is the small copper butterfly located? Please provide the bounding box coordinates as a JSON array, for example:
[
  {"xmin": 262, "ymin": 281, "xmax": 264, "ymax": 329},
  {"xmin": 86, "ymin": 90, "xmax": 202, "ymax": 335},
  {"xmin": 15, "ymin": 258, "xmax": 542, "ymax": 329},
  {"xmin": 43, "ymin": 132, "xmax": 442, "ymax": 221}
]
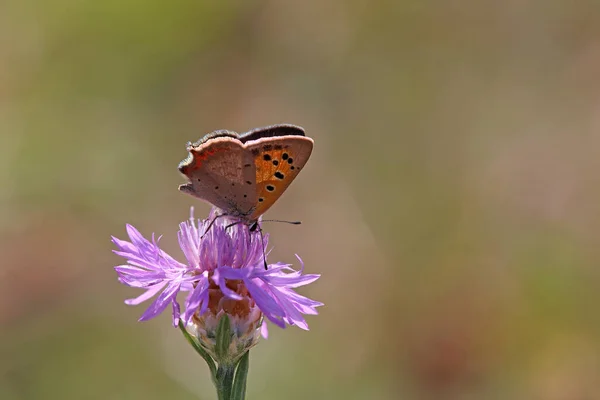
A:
[{"xmin": 178, "ymin": 124, "xmax": 313, "ymax": 225}]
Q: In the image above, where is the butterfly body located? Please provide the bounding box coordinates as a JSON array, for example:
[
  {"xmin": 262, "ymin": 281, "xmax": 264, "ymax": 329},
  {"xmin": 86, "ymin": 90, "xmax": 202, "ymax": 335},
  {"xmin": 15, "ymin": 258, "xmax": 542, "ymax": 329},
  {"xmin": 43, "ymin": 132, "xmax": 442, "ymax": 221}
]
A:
[{"xmin": 179, "ymin": 124, "xmax": 313, "ymax": 224}]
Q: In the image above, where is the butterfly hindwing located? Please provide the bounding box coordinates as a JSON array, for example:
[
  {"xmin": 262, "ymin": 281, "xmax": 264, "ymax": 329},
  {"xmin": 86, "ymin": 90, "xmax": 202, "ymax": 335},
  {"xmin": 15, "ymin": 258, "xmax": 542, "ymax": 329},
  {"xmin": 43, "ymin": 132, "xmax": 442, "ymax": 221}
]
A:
[
  {"xmin": 244, "ymin": 136, "xmax": 314, "ymax": 220},
  {"xmin": 179, "ymin": 136, "xmax": 257, "ymax": 215}
]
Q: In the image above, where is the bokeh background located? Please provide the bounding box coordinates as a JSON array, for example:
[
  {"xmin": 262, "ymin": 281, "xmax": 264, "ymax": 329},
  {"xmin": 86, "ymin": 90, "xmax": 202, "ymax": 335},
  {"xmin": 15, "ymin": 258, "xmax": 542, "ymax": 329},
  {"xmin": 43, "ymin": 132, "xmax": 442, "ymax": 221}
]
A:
[{"xmin": 2, "ymin": 1, "xmax": 600, "ymax": 399}]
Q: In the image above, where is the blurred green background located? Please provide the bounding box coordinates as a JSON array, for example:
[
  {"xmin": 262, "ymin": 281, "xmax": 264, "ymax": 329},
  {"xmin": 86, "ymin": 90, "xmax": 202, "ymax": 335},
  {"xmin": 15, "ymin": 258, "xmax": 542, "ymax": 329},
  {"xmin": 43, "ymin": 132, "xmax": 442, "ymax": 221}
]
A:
[{"xmin": 2, "ymin": 1, "xmax": 600, "ymax": 399}]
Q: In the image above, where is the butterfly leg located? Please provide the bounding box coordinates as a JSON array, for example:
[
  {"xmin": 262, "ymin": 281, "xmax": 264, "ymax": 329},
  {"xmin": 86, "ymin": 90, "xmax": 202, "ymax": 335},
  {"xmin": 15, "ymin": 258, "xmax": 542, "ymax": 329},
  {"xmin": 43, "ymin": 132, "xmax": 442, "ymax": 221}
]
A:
[
  {"xmin": 249, "ymin": 222, "xmax": 268, "ymax": 270},
  {"xmin": 224, "ymin": 220, "xmax": 244, "ymax": 230},
  {"xmin": 201, "ymin": 213, "xmax": 227, "ymax": 239},
  {"xmin": 222, "ymin": 220, "xmax": 268, "ymax": 269}
]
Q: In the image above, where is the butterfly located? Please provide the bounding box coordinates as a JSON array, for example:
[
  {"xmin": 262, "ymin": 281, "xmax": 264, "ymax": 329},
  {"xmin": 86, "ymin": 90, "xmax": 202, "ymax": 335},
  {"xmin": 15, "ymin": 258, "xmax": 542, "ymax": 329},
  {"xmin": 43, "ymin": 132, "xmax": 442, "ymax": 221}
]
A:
[{"xmin": 178, "ymin": 124, "xmax": 313, "ymax": 228}]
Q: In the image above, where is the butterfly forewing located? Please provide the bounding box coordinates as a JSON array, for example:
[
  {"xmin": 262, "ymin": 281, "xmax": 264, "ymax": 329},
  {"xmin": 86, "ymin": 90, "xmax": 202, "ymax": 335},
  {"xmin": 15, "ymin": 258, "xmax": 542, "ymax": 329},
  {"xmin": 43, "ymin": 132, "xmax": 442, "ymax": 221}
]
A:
[{"xmin": 244, "ymin": 136, "xmax": 314, "ymax": 220}]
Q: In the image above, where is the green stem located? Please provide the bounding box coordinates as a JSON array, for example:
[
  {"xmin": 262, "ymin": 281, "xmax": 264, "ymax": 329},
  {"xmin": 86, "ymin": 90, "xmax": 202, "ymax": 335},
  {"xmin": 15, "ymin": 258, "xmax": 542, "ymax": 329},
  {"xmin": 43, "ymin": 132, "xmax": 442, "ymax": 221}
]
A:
[
  {"xmin": 179, "ymin": 317, "xmax": 249, "ymax": 400},
  {"xmin": 216, "ymin": 363, "xmax": 236, "ymax": 400},
  {"xmin": 231, "ymin": 351, "xmax": 250, "ymax": 400}
]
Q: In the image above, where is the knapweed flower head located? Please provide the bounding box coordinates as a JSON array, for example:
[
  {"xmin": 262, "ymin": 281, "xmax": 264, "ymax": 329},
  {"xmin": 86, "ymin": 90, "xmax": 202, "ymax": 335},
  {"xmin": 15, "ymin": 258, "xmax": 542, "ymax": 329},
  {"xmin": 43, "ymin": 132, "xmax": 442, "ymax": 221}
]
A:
[{"xmin": 112, "ymin": 207, "xmax": 322, "ymax": 360}]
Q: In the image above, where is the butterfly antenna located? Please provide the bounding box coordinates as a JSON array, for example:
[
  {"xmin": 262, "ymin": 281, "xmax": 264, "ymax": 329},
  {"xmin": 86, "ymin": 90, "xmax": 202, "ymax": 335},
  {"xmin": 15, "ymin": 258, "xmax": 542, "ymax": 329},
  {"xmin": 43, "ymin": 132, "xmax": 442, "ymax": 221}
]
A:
[{"xmin": 260, "ymin": 219, "xmax": 302, "ymax": 225}]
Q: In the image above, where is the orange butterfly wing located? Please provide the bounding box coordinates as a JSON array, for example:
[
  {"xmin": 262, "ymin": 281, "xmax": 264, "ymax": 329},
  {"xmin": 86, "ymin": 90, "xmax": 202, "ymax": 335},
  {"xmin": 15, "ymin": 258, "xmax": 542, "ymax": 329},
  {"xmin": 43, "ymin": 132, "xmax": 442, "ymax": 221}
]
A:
[{"xmin": 244, "ymin": 136, "xmax": 314, "ymax": 220}]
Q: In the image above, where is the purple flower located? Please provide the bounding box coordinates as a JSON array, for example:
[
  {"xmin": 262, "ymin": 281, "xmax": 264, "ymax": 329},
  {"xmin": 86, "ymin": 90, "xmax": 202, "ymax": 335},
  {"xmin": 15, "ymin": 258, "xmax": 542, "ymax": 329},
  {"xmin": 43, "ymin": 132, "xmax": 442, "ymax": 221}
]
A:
[{"xmin": 112, "ymin": 208, "xmax": 322, "ymax": 339}]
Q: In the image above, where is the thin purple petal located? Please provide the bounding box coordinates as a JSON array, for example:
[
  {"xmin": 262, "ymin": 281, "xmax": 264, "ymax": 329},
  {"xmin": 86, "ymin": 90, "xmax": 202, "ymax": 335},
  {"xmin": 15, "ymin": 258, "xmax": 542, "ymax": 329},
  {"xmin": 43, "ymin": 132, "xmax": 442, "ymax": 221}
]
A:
[
  {"xmin": 260, "ymin": 321, "xmax": 269, "ymax": 339},
  {"xmin": 139, "ymin": 282, "xmax": 181, "ymax": 321},
  {"xmin": 172, "ymin": 298, "xmax": 181, "ymax": 327},
  {"xmin": 124, "ymin": 282, "xmax": 166, "ymax": 305},
  {"xmin": 183, "ymin": 273, "xmax": 210, "ymax": 323},
  {"xmin": 212, "ymin": 269, "xmax": 243, "ymax": 301}
]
